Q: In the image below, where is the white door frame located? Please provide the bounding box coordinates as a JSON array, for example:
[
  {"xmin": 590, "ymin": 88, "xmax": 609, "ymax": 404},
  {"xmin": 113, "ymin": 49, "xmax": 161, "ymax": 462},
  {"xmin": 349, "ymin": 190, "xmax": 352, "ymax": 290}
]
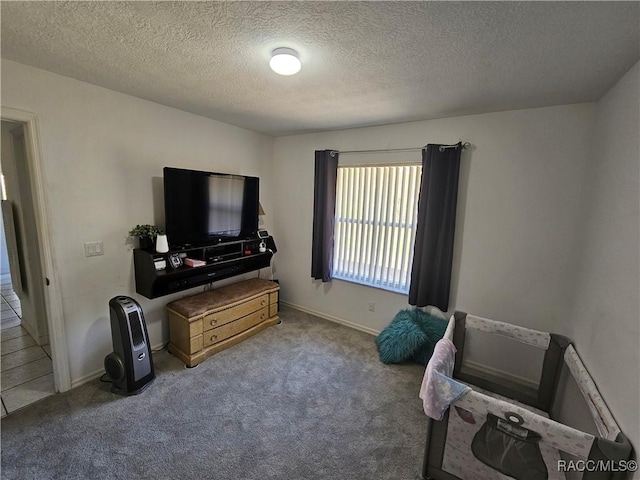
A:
[{"xmin": 1, "ymin": 106, "xmax": 71, "ymax": 392}]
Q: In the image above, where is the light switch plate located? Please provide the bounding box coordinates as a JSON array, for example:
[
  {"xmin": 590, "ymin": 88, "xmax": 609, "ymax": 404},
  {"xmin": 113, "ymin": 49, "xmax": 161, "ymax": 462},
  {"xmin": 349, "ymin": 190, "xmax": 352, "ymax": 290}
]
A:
[{"xmin": 84, "ymin": 241, "xmax": 104, "ymax": 257}]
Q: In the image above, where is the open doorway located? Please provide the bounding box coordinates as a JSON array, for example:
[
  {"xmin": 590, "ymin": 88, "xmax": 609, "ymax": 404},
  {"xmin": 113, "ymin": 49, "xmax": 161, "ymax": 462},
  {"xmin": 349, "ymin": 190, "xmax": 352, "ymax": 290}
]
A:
[
  {"xmin": 0, "ymin": 120, "xmax": 55, "ymax": 415},
  {"xmin": 1, "ymin": 120, "xmax": 55, "ymax": 414}
]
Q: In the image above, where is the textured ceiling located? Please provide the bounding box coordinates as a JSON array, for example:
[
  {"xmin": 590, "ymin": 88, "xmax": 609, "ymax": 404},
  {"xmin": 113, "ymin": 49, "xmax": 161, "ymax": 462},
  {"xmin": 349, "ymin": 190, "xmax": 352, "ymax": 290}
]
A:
[{"xmin": 1, "ymin": 1, "xmax": 638, "ymax": 136}]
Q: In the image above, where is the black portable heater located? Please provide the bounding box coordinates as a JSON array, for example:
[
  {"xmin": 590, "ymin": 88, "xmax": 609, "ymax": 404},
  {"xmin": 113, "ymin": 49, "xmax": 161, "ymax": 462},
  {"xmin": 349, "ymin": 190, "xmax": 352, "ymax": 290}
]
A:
[{"xmin": 104, "ymin": 296, "xmax": 155, "ymax": 395}]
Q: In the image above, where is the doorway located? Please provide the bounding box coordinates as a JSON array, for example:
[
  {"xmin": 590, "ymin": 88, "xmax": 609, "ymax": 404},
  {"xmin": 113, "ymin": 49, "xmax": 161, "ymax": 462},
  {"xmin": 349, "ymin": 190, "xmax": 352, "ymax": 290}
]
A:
[
  {"xmin": 0, "ymin": 110, "xmax": 71, "ymax": 413},
  {"xmin": 0, "ymin": 120, "xmax": 55, "ymax": 415}
]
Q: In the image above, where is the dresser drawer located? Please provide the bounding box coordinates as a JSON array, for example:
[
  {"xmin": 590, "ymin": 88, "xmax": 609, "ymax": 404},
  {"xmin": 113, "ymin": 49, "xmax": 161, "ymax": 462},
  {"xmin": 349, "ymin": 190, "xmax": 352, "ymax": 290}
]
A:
[
  {"xmin": 203, "ymin": 306, "xmax": 270, "ymax": 348},
  {"xmin": 202, "ymin": 294, "xmax": 269, "ymax": 332}
]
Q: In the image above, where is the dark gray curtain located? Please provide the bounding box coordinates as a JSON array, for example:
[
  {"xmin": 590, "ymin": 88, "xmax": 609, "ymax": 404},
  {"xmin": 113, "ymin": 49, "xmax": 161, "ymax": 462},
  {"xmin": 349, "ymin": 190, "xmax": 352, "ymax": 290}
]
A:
[
  {"xmin": 409, "ymin": 143, "xmax": 462, "ymax": 310},
  {"xmin": 311, "ymin": 149, "xmax": 339, "ymax": 282}
]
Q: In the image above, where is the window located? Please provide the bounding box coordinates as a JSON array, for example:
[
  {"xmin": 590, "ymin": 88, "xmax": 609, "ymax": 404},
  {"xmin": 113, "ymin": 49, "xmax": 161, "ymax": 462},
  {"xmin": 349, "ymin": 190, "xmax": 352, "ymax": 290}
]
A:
[{"xmin": 333, "ymin": 164, "xmax": 422, "ymax": 293}]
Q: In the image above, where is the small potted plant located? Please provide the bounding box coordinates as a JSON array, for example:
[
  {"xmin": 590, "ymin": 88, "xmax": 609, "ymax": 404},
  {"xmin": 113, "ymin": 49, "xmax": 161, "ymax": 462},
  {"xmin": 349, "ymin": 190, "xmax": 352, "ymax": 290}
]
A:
[{"xmin": 129, "ymin": 224, "xmax": 160, "ymax": 251}]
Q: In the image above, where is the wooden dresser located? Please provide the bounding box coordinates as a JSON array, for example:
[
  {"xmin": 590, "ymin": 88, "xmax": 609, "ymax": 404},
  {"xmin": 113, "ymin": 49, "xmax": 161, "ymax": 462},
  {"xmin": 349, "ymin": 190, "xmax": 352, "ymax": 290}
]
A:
[{"xmin": 166, "ymin": 278, "xmax": 279, "ymax": 367}]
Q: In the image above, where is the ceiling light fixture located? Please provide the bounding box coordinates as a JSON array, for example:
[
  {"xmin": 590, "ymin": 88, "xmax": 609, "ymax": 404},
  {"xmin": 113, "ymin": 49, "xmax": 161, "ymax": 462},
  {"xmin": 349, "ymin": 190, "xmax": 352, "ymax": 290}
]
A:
[{"xmin": 269, "ymin": 48, "xmax": 301, "ymax": 76}]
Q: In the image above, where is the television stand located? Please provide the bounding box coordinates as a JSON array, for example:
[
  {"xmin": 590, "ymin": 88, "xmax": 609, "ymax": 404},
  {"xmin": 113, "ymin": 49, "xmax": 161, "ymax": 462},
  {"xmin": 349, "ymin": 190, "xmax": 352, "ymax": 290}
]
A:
[{"xmin": 133, "ymin": 235, "xmax": 276, "ymax": 299}]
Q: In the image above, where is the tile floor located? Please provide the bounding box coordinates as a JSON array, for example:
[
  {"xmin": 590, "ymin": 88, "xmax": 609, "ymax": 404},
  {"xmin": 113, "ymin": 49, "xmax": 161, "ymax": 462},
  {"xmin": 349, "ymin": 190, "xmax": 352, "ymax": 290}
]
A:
[{"xmin": 1, "ymin": 276, "xmax": 55, "ymax": 416}]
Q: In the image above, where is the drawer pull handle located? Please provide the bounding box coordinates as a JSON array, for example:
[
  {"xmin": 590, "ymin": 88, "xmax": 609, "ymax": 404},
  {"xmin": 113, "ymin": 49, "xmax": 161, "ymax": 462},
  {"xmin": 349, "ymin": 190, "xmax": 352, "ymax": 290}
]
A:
[
  {"xmin": 211, "ymin": 335, "xmax": 218, "ymax": 342},
  {"xmin": 261, "ymin": 300, "xmax": 266, "ymax": 306},
  {"xmin": 210, "ymin": 319, "xmax": 217, "ymax": 326},
  {"xmin": 261, "ymin": 313, "xmax": 266, "ymax": 320}
]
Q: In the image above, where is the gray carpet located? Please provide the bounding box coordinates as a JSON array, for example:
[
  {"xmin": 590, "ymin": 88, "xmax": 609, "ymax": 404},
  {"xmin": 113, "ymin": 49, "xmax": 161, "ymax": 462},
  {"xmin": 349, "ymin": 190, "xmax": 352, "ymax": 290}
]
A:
[{"xmin": 1, "ymin": 307, "xmax": 427, "ymax": 479}]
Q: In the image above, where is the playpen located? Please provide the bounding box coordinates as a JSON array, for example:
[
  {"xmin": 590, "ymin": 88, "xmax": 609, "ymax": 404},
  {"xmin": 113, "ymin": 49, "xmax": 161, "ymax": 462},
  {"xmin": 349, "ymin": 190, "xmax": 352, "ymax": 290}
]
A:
[{"xmin": 419, "ymin": 312, "xmax": 632, "ymax": 480}]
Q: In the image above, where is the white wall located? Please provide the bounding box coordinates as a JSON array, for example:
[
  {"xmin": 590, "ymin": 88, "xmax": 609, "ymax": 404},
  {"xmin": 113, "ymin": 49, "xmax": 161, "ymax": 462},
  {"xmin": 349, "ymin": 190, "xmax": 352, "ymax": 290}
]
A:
[
  {"xmin": 273, "ymin": 104, "xmax": 594, "ymax": 341},
  {"xmin": 0, "ymin": 209, "xmax": 10, "ymax": 276},
  {"xmin": 0, "ymin": 122, "xmax": 20, "ymax": 282},
  {"xmin": 1, "ymin": 60, "xmax": 275, "ymax": 385},
  {"xmin": 566, "ymin": 62, "xmax": 639, "ymax": 458},
  {"xmin": 0, "ymin": 125, "xmax": 15, "ymax": 276}
]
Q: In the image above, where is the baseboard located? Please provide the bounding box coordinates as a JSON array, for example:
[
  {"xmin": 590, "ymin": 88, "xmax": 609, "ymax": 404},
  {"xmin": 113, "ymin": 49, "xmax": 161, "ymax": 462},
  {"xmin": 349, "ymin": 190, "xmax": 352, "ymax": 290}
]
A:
[
  {"xmin": 70, "ymin": 341, "xmax": 167, "ymax": 390},
  {"xmin": 71, "ymin": 368, "xmax": 105, "ymax": 390},
  {"xmin": 18, "ymin": 319, "xmax": 49, "ymax": 348},
  {"xmin": 278, "ymin": 303, "xmax": 538, "ymax": 388},
  {"xmin": 19, "ymin": 318, "xmax": 39, "ymax": 345},
  {"xmin": 463, "ymin": 360, "xmax": 539, "ymax": 390},
  {"xmin": 280, "ymin": 301, "xmax": 380, "ymax": 336}
]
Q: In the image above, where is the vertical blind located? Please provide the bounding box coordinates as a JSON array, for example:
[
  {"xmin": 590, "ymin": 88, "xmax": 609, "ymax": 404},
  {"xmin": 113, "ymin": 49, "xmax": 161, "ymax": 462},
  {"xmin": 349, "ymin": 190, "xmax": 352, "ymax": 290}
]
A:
[{"xmin": 333, "ymin": 164, "xmax": 422, "ymax": 293}]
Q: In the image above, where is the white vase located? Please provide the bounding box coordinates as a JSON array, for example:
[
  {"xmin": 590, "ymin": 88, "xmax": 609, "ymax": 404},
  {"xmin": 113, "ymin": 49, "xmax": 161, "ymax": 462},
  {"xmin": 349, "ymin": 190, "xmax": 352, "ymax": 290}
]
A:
[{"xmin": 156, "ymin": 234, "xmax": 169, "ymax": 253}]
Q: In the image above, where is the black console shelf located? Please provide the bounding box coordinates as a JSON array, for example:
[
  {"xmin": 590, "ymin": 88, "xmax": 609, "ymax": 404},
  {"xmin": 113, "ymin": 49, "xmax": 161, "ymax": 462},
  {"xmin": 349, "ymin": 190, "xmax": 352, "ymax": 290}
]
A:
[{"xmin": 133, "ymin": 236, "xmax": 276, "ymax": 299}]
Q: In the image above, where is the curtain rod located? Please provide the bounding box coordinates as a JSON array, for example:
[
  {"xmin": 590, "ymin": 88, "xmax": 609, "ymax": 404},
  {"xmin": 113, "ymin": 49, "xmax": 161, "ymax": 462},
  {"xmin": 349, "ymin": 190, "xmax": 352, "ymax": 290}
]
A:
[{"xmin": 330, "ymin": 142, "xmax": 470, "ymax": 156}]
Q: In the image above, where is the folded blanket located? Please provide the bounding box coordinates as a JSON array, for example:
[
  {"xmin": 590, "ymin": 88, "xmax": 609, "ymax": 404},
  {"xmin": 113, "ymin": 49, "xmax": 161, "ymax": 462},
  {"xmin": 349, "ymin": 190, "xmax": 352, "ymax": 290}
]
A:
[{"xmin": 419, "ymin": 338, "xmax": 471, "ymax": 420}]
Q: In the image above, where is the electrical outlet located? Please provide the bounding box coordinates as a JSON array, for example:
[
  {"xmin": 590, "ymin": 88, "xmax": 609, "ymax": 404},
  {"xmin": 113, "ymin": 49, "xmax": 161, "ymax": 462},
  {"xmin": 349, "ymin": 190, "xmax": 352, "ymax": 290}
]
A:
[
  {"xmin": 84, "ymin": 241, "xmax": 104, "ymax": 257},
  {"xmin": 368, "ymin": 301, "xmax": 375, "ymax": 312}
]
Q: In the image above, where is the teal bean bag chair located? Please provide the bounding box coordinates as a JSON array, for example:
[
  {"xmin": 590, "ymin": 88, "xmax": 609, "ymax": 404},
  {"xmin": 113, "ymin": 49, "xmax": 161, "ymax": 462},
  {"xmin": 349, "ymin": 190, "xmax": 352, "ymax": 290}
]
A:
[{"xmin": 375, "ymin": 308, "xmax": 448, "ymax": 365}]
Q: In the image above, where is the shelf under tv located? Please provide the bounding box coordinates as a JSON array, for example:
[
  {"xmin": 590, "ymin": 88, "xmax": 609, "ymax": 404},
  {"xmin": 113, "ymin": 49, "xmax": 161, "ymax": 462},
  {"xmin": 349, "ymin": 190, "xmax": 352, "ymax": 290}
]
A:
[{"xmin": 133, "ymin": 235, "xmax": 277, "ymax": 299}]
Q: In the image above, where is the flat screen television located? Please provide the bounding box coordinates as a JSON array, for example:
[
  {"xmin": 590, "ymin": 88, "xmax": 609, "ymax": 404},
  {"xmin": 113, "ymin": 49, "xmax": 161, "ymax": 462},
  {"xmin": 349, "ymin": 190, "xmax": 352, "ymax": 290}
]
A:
[{"xmin": 163, "ymin": 167, "xmax": 259, "ymax": 248}]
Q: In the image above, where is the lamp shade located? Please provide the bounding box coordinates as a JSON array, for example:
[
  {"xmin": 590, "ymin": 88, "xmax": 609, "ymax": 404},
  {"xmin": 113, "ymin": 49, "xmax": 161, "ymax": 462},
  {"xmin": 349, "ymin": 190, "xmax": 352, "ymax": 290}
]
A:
[{"xmin": 269, "ymin": 48, "xmax": 301, "ymax": 76}]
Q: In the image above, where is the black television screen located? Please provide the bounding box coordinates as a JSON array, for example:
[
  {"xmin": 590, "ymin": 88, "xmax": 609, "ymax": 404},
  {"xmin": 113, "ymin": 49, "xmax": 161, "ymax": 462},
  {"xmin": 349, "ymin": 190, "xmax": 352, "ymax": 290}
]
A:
[{"xmin": 163, "ymin": 167, "xmax": 259, "ymax": 247}]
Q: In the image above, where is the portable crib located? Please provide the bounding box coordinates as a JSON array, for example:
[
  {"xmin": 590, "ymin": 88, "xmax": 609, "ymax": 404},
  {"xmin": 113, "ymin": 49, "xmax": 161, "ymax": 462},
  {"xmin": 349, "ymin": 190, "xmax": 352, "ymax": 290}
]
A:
[{"xmin": 419, "ymin": 312, "xmax": 632, "ymax": 480}]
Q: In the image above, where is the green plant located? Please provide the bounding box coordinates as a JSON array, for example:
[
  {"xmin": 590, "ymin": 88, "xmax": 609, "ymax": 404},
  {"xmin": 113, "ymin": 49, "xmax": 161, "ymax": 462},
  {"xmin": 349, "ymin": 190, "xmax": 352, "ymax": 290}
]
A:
[{"xmin": 128, "ymin": 224, "xmax": 160, "ymax": 239}]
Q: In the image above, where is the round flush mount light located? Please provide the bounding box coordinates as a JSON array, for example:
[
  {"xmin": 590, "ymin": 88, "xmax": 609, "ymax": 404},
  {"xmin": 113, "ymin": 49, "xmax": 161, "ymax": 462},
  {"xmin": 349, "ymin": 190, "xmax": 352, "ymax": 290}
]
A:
[{"xmin": 269, "ymin": 47, "xmax": 301, "ymax": 76}]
